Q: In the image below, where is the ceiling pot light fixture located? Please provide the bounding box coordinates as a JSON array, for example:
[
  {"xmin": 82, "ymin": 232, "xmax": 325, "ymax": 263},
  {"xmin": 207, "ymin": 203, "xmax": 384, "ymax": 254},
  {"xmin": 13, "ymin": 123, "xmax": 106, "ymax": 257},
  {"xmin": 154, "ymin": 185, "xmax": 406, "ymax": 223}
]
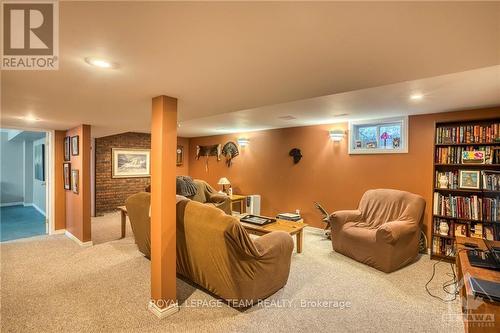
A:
[
  {"xmin": 85, "ymin": 57, "xmax": 117, "ymax": 69},
  {"xmin": 410, "ymin": 93, "xmax": 424, "ymax": 101},
  {"xmin": 20, "ymin": 115, "xmax": 40, "ymax": 122}
]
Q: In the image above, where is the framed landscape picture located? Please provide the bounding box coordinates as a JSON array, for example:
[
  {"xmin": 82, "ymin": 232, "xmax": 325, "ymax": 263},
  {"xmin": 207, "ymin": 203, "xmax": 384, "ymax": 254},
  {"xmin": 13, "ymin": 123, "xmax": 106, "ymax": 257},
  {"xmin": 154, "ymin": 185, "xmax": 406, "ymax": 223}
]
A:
[
  {"xmin": 71, "ymin": 136, "xmax": 79, "ymax": 156},
  {"xmin": 63, "ymin": 163, "xmax": 71, "ymax": 190},
  {"xmin": 71, "ymin": 169, "xmax": 79, "ymax": 194},
  {"xmin": 112, "ymin": 148, "xmax": 151, "ymax": 178},
  {"xmin": 64, "ymin": 136, "xmax": 71, "ymax": 161},
  {"xmin": 459, "ymin": 170, "xmax": 480, "ymax": 189}
]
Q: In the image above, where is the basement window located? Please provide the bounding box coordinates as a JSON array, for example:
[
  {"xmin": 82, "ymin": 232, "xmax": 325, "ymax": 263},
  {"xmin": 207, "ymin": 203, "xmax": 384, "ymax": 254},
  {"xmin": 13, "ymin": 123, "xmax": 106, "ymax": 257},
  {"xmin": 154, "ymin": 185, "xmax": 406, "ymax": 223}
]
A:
[{"xmin": 348, "ymin": 116, "xmax": 408, "ymax": 154}]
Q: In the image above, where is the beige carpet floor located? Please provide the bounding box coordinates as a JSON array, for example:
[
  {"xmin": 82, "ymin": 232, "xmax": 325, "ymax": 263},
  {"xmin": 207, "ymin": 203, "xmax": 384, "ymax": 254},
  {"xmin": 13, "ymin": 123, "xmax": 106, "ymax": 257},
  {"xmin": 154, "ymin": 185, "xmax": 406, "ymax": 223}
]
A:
[{"xmin": 1, "ymin": 212, "xmax": 463, "ymax": 332}]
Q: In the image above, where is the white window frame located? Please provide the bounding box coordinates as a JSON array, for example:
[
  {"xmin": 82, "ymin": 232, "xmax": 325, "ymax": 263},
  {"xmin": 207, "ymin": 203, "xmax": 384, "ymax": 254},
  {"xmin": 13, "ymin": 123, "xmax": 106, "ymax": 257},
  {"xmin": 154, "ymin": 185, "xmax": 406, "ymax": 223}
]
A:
[{"xmin": 348, "ymin": 116, "xmax": 408, "ymax": 154}]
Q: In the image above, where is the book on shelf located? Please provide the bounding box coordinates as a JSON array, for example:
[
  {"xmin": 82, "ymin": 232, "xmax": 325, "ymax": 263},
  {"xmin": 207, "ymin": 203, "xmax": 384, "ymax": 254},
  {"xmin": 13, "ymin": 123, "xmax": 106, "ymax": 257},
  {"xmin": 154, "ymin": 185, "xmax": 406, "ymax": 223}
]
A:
[
  {"xmin": 482, "ymin": 170, "xmax": 500, "ymax": 191},
  {"xmin": 470, "ymin": 223, "xmax": 483, "ymax": 239},
  {"xmin": 432, "ymin": 237, "xmax": 456, "ymax": 257},
  {"xmin": 454, "ymin": 223, "xmax": 467, "ymax": 237},
  {"xmin": 432, "ymin": 192, "xmax": 498, "ymax": 222},
  {"xmin": 435, "ymin": 170, "xmax": 459, "ymax": 189},
  {"xmin": 434, "ymin": 146, "xmax": 499, "ymax": 164},
  {"xmin": 436, "ymin": 123, "xmax": 500, "ymax": 144}
]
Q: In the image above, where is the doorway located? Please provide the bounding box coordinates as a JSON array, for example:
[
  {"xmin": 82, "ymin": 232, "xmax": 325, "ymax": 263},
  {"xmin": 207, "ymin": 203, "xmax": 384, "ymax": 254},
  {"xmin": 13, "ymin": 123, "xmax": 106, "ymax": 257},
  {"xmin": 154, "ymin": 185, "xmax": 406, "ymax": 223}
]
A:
[{"xmin": 0, "ymin": 129, "xmax": 48, "ymax": 241}]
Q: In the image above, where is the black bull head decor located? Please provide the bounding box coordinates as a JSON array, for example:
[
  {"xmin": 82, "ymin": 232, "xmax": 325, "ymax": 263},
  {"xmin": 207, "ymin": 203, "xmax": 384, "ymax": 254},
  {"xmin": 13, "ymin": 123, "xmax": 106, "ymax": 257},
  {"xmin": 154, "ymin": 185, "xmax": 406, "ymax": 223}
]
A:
[{"xmin": 289, "ymin": 148, "xmax": 302, "ymax": 164}]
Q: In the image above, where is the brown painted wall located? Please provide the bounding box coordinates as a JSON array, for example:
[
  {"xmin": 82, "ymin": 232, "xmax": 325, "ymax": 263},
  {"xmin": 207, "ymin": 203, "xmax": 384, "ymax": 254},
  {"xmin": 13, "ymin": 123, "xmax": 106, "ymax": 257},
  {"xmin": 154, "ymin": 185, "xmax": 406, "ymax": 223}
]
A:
[
  {"xmin": 54, "ymin": 130, "xmax": 66, "ymax": 230},
  {"xmin": 94, "ymin": 132, "xmax": 190, "ymax": 214},
  {"xmin": 65, "ymin": 125, "xmax": 91, "ymax": 242},
  {"xmin": 188, "ymin": 107, "xmax": 500, "ymax": 242}
]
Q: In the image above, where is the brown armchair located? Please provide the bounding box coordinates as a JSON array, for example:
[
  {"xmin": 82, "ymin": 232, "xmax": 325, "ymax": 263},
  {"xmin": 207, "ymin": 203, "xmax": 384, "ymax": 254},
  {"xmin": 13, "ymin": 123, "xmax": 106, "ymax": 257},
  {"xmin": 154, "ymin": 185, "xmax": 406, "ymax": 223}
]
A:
[
  {"xmin": 330, "ymin": 189, "xmax": 425, "ymax": 273},
  {"xmin": 188, "ymin": 179, "xmax": 232, "ymax": 215}
]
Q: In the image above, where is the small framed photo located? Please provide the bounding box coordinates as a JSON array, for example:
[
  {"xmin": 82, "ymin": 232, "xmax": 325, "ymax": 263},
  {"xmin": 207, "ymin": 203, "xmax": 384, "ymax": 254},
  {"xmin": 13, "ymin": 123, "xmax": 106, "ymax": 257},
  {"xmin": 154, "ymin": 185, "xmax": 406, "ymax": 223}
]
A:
[
  {"xmin": 63, "ymin": 163, "xmax": 71, "ymax": 190},
  {"xmin": 64, "ymin": 137, "xmax": 71, "ymax": 161},
  {"xmin": 459, "ymin": 170, "xmax": 480, "ymax": 189},
  {"xmin": 71, "ymin": 169, "xmax": 79, "ymax": 194},
  {"xmin": 176, "ymin": 145, "xmax": 184, "ymax": 166},
  {"xmin": 71, "ymin": 136, "xmax": 79, "ymax": 156},
  {"xmin": 461, "ymin": 150, "xmax": 484, "ymax": 164}
]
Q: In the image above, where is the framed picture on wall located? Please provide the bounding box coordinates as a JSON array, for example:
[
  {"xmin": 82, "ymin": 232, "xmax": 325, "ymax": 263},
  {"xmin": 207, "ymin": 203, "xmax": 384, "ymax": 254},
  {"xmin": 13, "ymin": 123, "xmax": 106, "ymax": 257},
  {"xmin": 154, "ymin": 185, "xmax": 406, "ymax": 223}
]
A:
[
  {"xmin": 64, "ymin": 136, "xmax": 71, "ymax": 161},
  {"xmin": 71, "ymin": 136, "xmax": 79, "ymax": 156},
  {"xmin": 71, "ymin": 169, "xmax": 79, "ymax": 194},
  {"xmin": 176, "ymin": 145, "xmax": 184, "ymax": 166},
  {"xmin": 112, "ymin": 148, "xmax": 151, "ymax": 178},
  {"xmin": 34, "ymin": 144, "xmax": 45, "ymax": 181},
  {"xmin": 63, "ymin": 163, "xmax": 71, "ymax": 190}
]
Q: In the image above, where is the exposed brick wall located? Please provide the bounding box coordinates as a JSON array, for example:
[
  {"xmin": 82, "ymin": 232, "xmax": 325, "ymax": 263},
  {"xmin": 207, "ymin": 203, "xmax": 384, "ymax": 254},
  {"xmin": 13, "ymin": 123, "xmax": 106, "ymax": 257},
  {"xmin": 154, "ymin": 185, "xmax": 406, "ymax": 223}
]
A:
[
  {"xmin": 95, "ymin": 132, "xmax": 190, "ymax": 215},
  {"xmin": 95, "ymin": 132, "xmax": 151, "ymax": 215}
]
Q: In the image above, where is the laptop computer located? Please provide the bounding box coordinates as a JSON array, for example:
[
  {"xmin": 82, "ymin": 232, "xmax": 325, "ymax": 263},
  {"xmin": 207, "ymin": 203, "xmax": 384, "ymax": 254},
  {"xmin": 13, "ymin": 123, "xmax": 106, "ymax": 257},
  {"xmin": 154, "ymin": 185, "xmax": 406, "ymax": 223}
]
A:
[
  {"xmin": 469, "ymin": 277, "xmax": 500, "ymax": 303},
  {"xmin": 467, "ymin": 239, "xmax": 500, "ymax": 271}
]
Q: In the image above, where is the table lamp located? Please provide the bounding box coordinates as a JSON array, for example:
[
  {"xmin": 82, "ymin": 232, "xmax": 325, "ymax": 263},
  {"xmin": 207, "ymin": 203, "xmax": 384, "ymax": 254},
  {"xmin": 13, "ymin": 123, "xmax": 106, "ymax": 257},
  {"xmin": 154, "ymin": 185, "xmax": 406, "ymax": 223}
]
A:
[{"xmin": 217, "ymin": 177, "xmax": 231, "ymax": 194}]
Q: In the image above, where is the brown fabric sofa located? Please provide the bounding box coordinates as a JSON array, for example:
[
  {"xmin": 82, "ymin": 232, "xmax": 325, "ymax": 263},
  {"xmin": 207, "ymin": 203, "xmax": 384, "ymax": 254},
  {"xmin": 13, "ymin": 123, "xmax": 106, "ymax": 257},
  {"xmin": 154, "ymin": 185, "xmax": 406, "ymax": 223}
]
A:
[
  {"xmin": 125, "ymin": 192, "xmax": 151, "ymax": 259},
  {"xmin": 187, "ymin": 179, "xmax": 232, "ymax": 215},
  {"xmin": 125, "ymin": 192, "xmax": 294, "ymax": 304},
  {"xmin": 146, "ymin": 179, "xmax": 231, "ymax": 214},
  {"xmin": 330, "ymin": 189, "xmax": 425, "ymax": 273},
  {"xmin": 177, "ymin": 199, "xmax": 294, "ymax": 305}
]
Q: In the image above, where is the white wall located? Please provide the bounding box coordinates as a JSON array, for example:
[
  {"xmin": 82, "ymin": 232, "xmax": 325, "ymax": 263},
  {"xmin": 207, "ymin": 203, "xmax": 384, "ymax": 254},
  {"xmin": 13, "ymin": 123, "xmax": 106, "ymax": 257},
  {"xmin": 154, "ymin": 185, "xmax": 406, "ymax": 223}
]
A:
[
  {"xmin": 32, "ymin": 137, "xmax": 47, "ymax": 215},
  {"xmin": 23, "ymin": 141, "xmax": 33, "ymax": 204},
  {"xmin": 0, "ymin": 132, "xmax": 24, "ymax": 204}
]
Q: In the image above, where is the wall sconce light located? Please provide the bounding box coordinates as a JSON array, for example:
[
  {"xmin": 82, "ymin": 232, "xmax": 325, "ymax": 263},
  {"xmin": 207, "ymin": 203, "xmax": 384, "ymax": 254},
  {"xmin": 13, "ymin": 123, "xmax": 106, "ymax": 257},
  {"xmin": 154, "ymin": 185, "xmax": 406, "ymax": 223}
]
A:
[
  {"xmin": 329, "ymin": 129, "xmax": 345, "ymax": 142},
  {"xmin": 237, "ymin": 138, "xmax": 249, "ymax": 147}
]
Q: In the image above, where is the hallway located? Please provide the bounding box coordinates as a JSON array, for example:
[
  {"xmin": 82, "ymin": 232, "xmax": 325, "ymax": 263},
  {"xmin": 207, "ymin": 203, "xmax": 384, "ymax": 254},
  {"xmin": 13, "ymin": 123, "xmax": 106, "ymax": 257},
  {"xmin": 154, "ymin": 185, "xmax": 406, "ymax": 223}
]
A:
[{"xmin": 0, "ymin": 205, "xmax": 46, "ymax": 242}]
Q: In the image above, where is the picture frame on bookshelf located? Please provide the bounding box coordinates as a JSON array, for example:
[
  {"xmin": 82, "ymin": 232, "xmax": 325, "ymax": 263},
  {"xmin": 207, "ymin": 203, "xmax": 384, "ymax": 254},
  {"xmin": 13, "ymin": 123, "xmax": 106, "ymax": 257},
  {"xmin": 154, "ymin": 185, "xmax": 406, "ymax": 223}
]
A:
[
  {"xmin": 459, "ymin": 170, "xmax": 480, "ymax": 189},
  {"xmin": 461, "ymin": 150, "xmax": 485, "ymax": 164},
  {"xmin": 454, "ymin": 224, "xmax": 467, "ymax": 237},
  {"xmin": 484, "ymin": 226, "xmax": 494, "ymax": 241}
]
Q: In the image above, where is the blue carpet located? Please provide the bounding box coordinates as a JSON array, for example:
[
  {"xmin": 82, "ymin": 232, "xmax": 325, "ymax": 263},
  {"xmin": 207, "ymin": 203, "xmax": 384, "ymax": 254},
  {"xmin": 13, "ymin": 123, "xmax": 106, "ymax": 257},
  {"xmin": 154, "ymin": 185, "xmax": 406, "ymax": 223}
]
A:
[{"xmin": 0, "ymin": 205, "xmax": 46, "ymax": 242}]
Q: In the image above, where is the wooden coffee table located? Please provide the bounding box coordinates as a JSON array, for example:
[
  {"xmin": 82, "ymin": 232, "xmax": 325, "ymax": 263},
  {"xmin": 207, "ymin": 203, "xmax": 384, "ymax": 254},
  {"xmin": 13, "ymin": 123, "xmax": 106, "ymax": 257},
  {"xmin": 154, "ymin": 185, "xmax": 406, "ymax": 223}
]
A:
[{"xmin": 239, "ymin": 218, "xmax": 308, "ymax": 253}]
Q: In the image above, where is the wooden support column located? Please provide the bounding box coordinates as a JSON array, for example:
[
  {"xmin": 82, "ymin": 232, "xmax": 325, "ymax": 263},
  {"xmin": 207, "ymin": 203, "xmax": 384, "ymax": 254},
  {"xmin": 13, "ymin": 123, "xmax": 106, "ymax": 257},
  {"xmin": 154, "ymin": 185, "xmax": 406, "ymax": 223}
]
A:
[{"xmin": 149, "ymin": 95, "xmax": 178, "ymax": 318}]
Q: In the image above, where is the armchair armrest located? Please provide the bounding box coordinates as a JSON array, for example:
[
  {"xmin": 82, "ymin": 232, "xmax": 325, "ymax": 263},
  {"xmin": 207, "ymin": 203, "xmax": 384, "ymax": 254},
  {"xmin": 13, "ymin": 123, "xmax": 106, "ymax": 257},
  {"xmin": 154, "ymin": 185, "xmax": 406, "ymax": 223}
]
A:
[
  {"xmin": 376, "ymin": 220, "xmax": 418, "ymax": 245},
  {"xmin": 254, "ymin": 231, "xmax": 294, "ymax": 259},
  {"xmin": 208, "ymin": 193, "xmax": 230, "ymax": 204},
  {"xmin": 329, "ymin": 210, "xmax": 362, "ymax": 227}
]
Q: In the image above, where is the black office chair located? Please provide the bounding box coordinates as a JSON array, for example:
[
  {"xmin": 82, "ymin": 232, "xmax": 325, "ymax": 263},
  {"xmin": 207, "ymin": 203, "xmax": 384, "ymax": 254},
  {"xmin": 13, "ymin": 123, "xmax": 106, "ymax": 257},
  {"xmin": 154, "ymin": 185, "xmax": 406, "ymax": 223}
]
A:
[{"xmin": 314, "ymin": 202, "xmax": 331, "ymax": 239}]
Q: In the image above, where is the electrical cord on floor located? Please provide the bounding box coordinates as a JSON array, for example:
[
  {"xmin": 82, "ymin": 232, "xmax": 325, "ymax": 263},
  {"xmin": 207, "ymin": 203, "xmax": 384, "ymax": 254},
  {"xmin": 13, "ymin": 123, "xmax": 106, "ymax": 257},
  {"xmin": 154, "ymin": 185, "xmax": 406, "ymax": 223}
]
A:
[
  {"xmin": 425, "ymin": 248, "xmax": 469, "ymax": 302},
  {"xmin": 425, "ymin": 260, "xmax": 458, "ymax": 302}
]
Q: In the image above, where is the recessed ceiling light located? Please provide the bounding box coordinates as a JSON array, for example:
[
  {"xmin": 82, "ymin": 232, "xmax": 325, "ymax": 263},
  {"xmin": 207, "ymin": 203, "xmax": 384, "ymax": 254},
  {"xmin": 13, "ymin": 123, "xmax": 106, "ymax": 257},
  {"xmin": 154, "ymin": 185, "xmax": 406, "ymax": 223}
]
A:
[
  {"xmin": 21, "ymin": 115, "xmax": 40, "ymax": 122},
  {"xmin": 410, "ymin": 93, "xmax": 424, "ymax": 101},
  {"xmin": 85, "ymin": 57, "xmax": 117, "ymax": 69}
]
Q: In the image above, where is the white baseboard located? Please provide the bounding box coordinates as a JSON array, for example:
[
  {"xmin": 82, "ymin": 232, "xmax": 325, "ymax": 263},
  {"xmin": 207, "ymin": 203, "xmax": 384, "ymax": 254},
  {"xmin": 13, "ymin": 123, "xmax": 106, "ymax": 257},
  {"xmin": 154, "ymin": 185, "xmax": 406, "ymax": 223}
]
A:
[
  {"xmin": 0, "ymin": 201, "xmax": 24, "ymax": 207},
  {"xmin": 31, "ymin": 203, "xmax": 46, "ymax": 217},
  {"xmin": 51, "ymin": 229, "xmax": 66, "ymax": 235},
  {"xmin": 148, "ymin": 301, "xmax": 179, "ymax": 319},
  {"xmin": 65, "ymin": 230, "xmax": 93, "ymax": 247}
]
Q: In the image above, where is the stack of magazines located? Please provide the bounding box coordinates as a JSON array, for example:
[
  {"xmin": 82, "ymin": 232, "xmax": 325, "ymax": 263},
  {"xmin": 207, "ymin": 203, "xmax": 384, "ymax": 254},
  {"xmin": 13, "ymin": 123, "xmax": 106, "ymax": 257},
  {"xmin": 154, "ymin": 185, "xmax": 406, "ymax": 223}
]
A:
[{"xmin": 276, "ymin": 213, "xmax": 302, "ymax": 221}]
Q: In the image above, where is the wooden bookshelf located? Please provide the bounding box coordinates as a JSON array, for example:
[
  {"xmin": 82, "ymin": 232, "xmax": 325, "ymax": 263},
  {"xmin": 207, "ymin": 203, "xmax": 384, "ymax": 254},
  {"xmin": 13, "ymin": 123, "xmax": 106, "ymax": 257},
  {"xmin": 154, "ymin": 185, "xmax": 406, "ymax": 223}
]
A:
[{"xmin": 431, "ymin": 118, "xmax": 500, "ymax": 262}]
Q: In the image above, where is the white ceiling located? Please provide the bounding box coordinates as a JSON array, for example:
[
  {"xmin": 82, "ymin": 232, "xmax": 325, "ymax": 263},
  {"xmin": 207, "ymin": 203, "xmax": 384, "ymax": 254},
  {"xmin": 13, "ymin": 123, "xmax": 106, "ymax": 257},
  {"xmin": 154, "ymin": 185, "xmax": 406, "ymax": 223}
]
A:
[{"xmin": 1, "ymin": 2, "xmax": 500, "ymax": 137}]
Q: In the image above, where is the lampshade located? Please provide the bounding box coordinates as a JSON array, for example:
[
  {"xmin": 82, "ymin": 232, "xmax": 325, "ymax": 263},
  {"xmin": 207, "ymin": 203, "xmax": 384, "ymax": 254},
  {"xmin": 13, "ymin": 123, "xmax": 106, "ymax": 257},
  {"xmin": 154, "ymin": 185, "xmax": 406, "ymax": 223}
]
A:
[
  {"xmin": 329, "ymin": 129, "xmax": 345, "ymax": 142},
  {"xmin": 218, "ymin": 177, "xmax": 231, "ymax": 185}
]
